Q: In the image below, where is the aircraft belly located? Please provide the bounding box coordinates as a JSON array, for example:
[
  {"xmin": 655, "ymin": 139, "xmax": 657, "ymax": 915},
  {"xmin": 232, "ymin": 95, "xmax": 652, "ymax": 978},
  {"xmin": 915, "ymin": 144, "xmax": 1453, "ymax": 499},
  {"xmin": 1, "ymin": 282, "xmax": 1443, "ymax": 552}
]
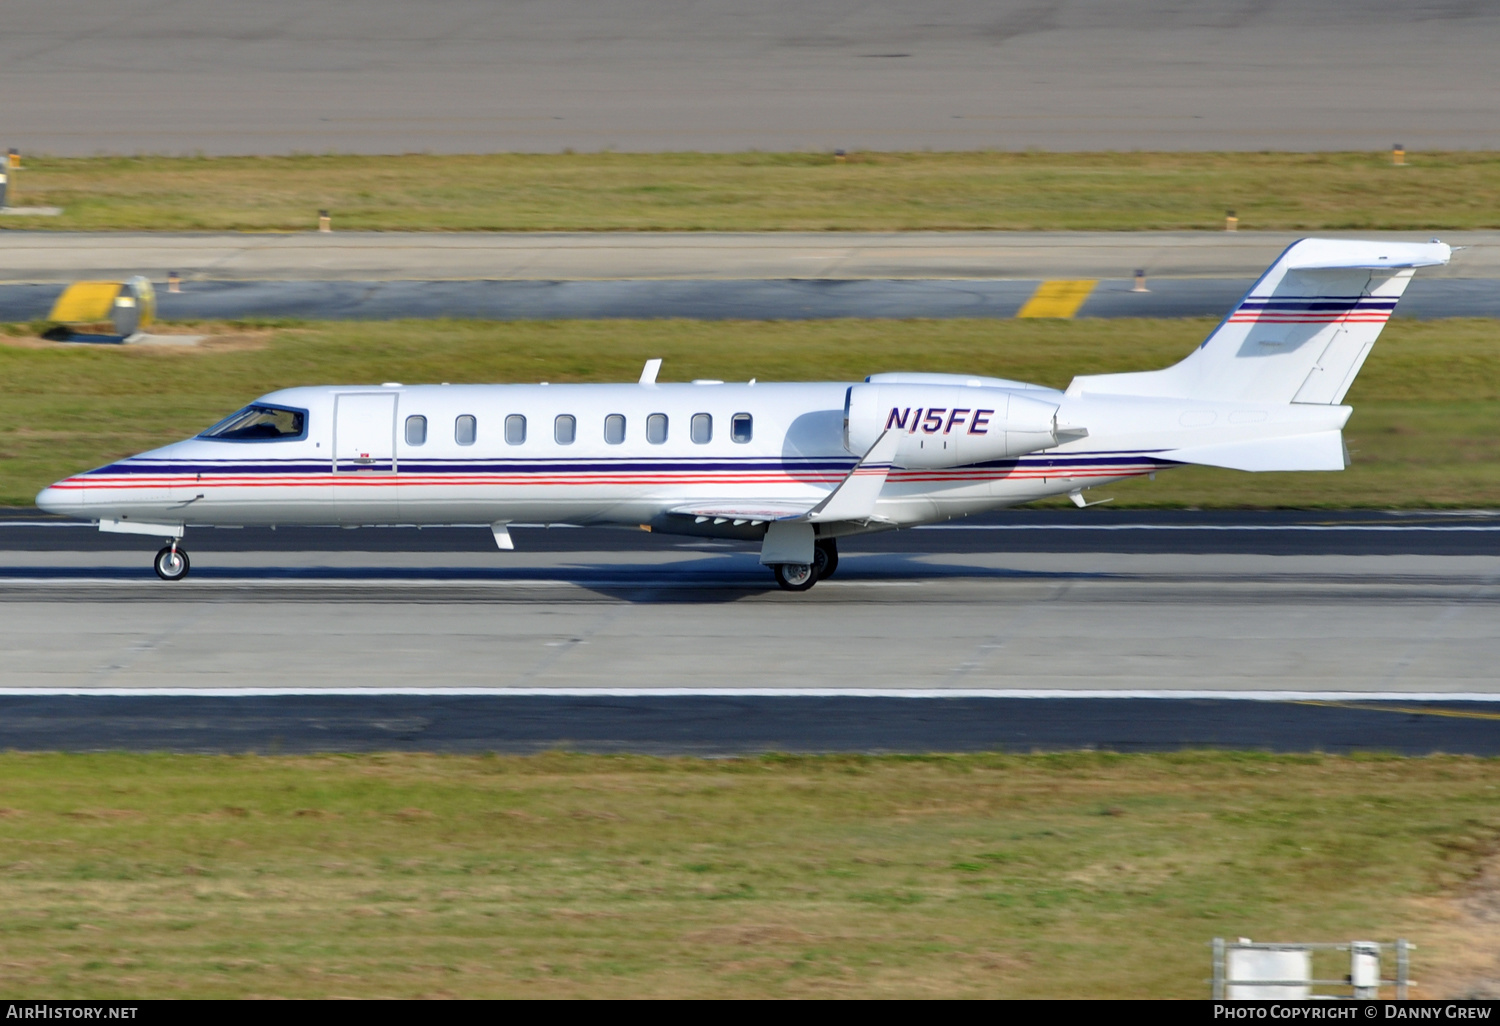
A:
[
  {"xmin": 80, "ymin": 457, "xmax": 1157, "ymax": 530},
  {"xmin": 397, "ymin": 478, "xmax": 832, "ymax": 528},
  {"xmin": 874, "ymin": 461, "xmax": 1155, "ymax": 523},
  {"xmin": 194, "ymin": 480, "xmax": 335, "ymax": 524}
]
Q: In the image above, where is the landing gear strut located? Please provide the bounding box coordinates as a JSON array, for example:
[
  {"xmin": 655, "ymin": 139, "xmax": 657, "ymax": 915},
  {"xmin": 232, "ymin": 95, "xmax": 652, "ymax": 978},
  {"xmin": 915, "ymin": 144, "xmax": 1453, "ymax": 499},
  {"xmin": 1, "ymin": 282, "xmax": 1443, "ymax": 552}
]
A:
[
  {"xmin": 813, "ymin": 538, "xmax": 839, "ymax": 580},
  {"xmin": 772, "ymin": 538, "xmax": 838, "ymax": 592},
  {"xmin": 154, "ymin": 543, "xmax": 190, "ymax": 581}
]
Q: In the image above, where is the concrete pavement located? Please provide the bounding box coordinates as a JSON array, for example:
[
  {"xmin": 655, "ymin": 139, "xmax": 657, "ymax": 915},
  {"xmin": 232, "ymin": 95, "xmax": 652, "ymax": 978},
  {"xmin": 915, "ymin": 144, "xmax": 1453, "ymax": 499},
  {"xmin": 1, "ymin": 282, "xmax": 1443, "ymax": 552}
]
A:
[
  {"xmin": 3, "ymin": 231, "xmax": 1497, "ymax": 284},
  {"xmin": 1, "ymin": 545, "xmax": 1495, "ymax": 695},
  {"xmin": 6, "ymin": 511, "xmax": 1497, "ymax": 752},
  {"xmin": 5, "ymin": 1, "xmax": 1500, "ymax": 154}
]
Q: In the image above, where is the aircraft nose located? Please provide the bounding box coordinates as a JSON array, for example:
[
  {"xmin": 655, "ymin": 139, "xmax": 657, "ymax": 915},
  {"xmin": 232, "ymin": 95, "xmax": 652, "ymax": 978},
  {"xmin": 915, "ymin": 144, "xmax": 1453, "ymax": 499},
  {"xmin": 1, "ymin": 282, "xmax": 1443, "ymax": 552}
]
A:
[{"xmin": 36, "ymin": 483, "xmax": 85, "ymax": 517}]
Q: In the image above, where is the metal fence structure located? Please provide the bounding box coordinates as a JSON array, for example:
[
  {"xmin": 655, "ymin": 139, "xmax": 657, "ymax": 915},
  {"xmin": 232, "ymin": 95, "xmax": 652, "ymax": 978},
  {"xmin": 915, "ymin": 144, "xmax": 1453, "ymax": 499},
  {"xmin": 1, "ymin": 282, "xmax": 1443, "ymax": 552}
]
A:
[{"xmin": 1212, "ymin": 938, "xmax": 1414, "ymax": 1000}]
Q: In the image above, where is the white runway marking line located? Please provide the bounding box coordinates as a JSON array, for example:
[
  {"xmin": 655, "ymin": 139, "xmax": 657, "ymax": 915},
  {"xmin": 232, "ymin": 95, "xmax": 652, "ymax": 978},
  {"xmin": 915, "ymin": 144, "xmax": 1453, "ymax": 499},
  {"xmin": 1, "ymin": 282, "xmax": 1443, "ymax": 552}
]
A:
[
  {"xmin": 0, "ymin": 577, "xmax": 728, "ymax": 588},
  {"xmin": 0, "ymin": 688, "xmax": 1497, "ymax": 701},
  {"xmin": 0, "ymin": 576, "xmax": 925, "ymax": 589},
  {"xmin": 6, "ymin": 521, "xmax": 1498, "ymax": 533},
  {"xmin": 917, "ymin": 524, "xmax": 1500, "ymax": 532}
]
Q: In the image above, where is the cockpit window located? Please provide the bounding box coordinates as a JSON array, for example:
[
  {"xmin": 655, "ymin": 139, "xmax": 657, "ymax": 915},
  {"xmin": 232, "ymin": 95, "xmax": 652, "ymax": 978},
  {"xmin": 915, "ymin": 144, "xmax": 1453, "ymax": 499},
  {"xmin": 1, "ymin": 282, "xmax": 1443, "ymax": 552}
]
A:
[{"xmin": 199, "ymin": 404, "xmax": 307, "ymax": 441}]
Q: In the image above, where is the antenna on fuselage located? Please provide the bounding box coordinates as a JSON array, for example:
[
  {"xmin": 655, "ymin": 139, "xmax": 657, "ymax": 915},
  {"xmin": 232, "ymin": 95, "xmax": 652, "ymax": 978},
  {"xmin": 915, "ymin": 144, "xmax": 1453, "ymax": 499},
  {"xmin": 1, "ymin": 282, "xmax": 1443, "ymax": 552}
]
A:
[{"xmin": 639, "ymin": 358, "xmax": 662, "ymax": 385}]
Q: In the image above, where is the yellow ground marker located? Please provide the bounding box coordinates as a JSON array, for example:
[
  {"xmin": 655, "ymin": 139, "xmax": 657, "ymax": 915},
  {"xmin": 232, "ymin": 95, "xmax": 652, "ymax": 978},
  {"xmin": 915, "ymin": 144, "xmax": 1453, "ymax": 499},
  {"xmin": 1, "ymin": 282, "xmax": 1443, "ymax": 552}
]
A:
[
  {"xmin": 1294, "ymin": 700, "xmax": 1500, "ymax": 723},
  {"xmin": 48, "ymin": 281, "xmax": 122, "ymax": 322},
  {"xmin": 1017, "ymin": 279, "xmax": 1097, "ymax": 319}
]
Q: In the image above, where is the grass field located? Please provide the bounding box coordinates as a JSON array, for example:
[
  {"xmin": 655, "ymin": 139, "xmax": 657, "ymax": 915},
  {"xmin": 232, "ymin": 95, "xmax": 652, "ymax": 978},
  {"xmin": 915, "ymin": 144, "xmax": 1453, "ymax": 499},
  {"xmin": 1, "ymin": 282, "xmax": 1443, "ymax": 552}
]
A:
[
  {"xmin": 2, "ymin": 316, "xmax": 1495, "ymax": 509},
  {"xmin": 0, "ymin": 751, "xmax": 1496, "ymax": 999},
  {"xmin": 2, "ymin": 152, "xmax": 1499, "ymax": 232}
]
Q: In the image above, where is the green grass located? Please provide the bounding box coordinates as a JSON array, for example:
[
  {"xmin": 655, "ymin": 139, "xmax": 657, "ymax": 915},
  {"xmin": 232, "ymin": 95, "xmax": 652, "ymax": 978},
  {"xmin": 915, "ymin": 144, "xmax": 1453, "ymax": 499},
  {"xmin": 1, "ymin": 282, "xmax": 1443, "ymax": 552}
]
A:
[
  {"xmin": 11, "ymin": 312, "xmax": 1500, "ymax": 504},
  {"xmin": 2, "ymin": 151, "xmax": 1499, "ymax": 231},
  {"xmin": 0, "ymin": 750, "xmax": 1494, "ymax": 998},
  {"xmin": 3, "ymin": 316, "xmax": 1496, "ymax": 508}
]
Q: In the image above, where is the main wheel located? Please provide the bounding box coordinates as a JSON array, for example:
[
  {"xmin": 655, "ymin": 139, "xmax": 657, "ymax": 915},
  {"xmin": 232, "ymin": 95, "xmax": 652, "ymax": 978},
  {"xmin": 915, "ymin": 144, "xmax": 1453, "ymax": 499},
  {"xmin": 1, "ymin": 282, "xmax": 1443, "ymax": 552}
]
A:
[
  {"xmin": 154, "ymin": 545, "xmax": 190, "ymax": 581},
  {"xmin": 813, "ymin": 539, "xmax": 839, "ymax": 580},
  {"xmin": 773, "ymin": 562, "xmax": 817, "ymax": 592}
]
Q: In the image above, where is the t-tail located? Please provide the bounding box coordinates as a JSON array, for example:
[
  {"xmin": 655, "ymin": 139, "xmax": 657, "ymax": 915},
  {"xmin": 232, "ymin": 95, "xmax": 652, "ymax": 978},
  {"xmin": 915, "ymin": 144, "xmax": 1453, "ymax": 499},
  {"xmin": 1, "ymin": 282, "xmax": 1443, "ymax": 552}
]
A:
[
  {"xmin": 1071, "ymin": 238, "xmax": 1450, "ymax": 404},
  {"xmin": 1064, "ymin": 238, "xmax": 1451, "ymax": 472}
]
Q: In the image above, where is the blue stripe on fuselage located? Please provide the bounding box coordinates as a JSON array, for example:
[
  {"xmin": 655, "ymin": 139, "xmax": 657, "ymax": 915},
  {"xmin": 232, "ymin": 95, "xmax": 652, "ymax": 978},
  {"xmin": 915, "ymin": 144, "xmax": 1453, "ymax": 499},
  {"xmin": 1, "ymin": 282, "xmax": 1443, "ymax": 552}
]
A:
[{"xmin": 85, "ymin": 450, "xmax": 1170, "ymax": 478}]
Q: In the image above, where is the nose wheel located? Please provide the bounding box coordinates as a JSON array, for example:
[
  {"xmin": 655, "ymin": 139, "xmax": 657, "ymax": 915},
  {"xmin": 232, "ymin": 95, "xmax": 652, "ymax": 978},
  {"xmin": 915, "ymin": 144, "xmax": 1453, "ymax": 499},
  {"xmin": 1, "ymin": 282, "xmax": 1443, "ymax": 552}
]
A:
[{"xmin": 154, "ymin": 544, "xmax": 191, "ymax": 581}]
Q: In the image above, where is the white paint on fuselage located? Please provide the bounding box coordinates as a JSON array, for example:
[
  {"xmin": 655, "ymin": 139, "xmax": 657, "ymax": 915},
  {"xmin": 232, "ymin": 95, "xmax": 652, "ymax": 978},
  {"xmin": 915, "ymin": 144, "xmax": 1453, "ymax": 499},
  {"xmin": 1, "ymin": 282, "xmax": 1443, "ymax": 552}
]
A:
[
  {"xmin": 36, "ymin": 378, "xmax": 1346, "ymax": 538},
  {"xmin": 38, "ymin": 379, "xmax": 1165, "ymax": 535}
]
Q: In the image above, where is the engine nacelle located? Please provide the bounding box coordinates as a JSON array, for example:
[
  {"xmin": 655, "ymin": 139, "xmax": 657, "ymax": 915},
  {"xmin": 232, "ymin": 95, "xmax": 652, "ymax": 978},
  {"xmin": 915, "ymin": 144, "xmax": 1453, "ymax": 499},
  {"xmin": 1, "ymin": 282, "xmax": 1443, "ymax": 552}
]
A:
[{"xmin": 844, "ymin": 384, "xmax": 1060, "ymax": 468}]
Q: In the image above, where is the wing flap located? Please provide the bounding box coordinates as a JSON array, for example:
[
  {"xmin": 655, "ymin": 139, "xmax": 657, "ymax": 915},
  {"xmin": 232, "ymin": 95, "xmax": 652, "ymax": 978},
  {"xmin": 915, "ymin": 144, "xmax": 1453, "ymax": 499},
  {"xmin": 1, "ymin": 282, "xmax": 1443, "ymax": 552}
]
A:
[{"xmin": 667, "ymin": 502, "xmax": 816, "ymax": 524}]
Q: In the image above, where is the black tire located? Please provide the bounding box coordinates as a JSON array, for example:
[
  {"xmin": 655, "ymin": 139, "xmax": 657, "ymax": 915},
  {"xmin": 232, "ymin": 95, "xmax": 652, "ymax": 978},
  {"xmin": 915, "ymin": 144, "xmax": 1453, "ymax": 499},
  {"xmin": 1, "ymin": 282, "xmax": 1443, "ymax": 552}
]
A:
[
  {"xmin": 154, "ymin": 545, "xmax": 190, "ymax": 581},
  {"xmin": 773, "ymin": 562, "xmax": 817, "ymax": 592},
  {"xmin": 814, "ymin": 538, "xmax": 839, "ymax": 580}
]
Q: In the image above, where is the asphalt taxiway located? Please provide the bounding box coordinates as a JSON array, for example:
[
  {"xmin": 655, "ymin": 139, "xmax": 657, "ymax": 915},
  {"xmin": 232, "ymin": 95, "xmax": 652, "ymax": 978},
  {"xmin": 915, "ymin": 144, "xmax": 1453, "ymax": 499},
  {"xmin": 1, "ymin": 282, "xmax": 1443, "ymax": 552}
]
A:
[
  {"xmin": 4, "ymin": 231, "xmax": 1493, "ymax": 323},
  {"xmin": 4, "ymin": 277, "xmax": 1498, "ymax": 324},
  {"xmin": 1, "ymin": 694, "xmax": 1497, "ymax": 757},
  {"xmin": 1, "ymin": 510, "xmax": 1496, "ymax": 753}
]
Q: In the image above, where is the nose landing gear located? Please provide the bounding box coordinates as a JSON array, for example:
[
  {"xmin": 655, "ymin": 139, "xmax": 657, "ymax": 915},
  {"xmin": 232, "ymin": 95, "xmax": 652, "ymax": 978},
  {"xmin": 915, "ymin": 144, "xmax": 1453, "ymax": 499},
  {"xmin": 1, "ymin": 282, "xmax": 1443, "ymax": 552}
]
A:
[{"xmin": 154, "ymin": 543, "xmax": 191, "ymax": 581}]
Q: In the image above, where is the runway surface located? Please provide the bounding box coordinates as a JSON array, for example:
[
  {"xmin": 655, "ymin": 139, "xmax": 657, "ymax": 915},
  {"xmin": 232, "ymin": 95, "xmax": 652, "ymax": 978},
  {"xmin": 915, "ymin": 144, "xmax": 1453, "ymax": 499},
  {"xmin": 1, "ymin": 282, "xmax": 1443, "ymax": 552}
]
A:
[
  {"xmin": 5, "ymin": 509, "xmax": 1497, "ymax": 557},
  {"xmin": 5, "ymin": 1, "xmax": 1500, "ymax": 153},
  {"xmin": 6, "ymin": 277, "xmax": 1499, "ymax": 324},
  {"xmin": 5, "ymin": 231, "xmax": 1497, "ymax": 284},
  {"xmin": 3, "ymin": 508, "xmax": 1497, "ymax": 752},
  {"xmin": 3, "ymin": 513, "xmax": 1497, "ymax": 686}
]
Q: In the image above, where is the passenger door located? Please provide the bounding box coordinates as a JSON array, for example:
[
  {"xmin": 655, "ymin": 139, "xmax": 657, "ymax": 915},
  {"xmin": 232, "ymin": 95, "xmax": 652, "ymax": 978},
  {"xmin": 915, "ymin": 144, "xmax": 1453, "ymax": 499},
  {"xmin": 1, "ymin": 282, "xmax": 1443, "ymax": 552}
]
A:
[{"xmin": 333, "ymin": 392, "xmax": 398, "ymax": 520}]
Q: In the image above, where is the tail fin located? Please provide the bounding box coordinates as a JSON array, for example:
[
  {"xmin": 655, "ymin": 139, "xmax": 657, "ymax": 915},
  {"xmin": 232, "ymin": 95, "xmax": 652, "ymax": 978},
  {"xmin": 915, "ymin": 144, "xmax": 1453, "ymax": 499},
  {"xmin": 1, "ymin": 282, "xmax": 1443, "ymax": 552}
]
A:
[{"xmin": 1067, "ymin": 239, "xmax": 1451, "ymax": 404}]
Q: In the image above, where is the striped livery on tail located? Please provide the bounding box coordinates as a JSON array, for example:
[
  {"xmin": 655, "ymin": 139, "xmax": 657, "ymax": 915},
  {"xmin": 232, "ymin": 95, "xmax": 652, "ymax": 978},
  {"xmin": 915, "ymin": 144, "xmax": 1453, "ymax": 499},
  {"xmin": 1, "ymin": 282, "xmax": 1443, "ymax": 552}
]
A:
[{"xmin": 1068, "ymin": 238, "xmax": 1451, "ymax": 405}]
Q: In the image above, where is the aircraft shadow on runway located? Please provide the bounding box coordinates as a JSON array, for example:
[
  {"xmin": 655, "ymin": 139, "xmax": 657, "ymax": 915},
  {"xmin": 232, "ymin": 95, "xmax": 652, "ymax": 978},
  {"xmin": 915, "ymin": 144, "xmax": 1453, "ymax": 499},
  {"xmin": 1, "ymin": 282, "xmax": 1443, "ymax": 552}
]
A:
[{"xmin": 0, "ymin": 551, "xmax": 1137, "ymax": 606}]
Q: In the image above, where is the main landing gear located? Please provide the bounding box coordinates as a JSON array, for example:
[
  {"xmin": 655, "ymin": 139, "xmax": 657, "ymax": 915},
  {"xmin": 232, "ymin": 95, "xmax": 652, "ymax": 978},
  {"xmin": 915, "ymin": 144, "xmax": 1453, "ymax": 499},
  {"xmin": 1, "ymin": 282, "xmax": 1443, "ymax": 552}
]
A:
[
  {"xmin": 154, "ymin": 542, "xmax": 191, "ymax": 581},
  {"xmin": 772, "ymin": 538, "xmax": 838, "ymax": 592}
]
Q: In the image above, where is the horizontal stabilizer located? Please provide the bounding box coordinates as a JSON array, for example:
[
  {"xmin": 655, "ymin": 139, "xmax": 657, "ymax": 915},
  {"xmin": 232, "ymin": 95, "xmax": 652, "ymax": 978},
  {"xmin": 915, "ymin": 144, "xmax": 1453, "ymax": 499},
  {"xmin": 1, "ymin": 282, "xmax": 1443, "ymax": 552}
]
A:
[
  {"xmin": 1160, "ymin": 431, "xmax": 1347, "ymax": 472},
  {"xmin": 1284, "ymin": 241, "xmax": 1450, "ymax": 271}
]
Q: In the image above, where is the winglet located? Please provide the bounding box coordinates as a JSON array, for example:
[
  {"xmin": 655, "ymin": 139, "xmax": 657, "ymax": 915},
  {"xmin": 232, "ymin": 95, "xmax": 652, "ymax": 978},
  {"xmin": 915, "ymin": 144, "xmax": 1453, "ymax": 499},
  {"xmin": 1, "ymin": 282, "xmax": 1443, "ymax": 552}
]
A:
[
  {"xmin": 639, "ymin": 358, "xmax": 662, "ymax": 385},
  {"xmin": 807, "ymin": 429, "xmax": 901, "ymax": 523}
]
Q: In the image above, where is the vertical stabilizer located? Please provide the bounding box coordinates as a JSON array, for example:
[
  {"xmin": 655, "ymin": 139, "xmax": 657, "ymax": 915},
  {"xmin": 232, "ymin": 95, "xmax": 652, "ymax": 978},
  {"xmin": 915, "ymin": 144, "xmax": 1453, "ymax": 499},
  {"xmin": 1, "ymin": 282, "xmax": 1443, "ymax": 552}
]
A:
[{"xmin": 1067, "ymin": 239, "xmax": 1450, "ymax": 403}]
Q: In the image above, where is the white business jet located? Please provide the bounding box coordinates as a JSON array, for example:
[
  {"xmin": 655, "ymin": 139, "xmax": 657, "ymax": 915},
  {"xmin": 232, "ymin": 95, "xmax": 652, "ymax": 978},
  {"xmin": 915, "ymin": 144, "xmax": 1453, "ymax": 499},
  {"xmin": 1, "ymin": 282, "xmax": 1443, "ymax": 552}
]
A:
[{"xmin": 37, "ymin": 239, "xmax": 1449, "ymax": 590}]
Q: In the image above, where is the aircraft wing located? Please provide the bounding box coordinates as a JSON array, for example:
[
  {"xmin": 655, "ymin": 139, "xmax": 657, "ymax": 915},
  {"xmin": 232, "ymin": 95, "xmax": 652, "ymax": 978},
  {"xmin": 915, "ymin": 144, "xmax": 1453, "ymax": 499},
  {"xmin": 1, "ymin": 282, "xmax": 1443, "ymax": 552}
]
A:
[{"xmin": 667, "ymin": 430, "xmax": 903, "ymax": 530}]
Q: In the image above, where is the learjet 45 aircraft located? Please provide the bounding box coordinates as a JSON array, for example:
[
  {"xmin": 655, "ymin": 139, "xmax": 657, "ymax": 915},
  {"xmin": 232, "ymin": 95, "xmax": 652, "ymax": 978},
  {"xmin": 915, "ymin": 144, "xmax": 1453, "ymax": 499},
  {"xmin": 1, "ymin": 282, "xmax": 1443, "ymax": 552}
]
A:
[{"xmin": 38, "ymin": 239, "xmax": 1450, "ymax": 590}]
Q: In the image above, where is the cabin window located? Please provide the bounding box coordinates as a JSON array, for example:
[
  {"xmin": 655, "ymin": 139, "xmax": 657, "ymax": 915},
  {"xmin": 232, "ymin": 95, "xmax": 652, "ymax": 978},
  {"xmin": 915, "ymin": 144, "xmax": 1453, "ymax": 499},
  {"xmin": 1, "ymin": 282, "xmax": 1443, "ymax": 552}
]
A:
[
  {"xmin": 691, "ymin": 413, "xmax": 712, "ymax": 444},
  {"xmin": 504, "ymin": 414, "xmax": 526, "ymax": 445},
  {"xmin": 731, "ymin": 412, "xmax": 753, "ymax": 443},
  {"xmin": 199, "ymin": 404, "xmax": 307, "ymax": 442},
  {"xmin": 646, "ymin": 413, "xmax": 668, "ymax": 445},
  {"xmin": 455, "ymin": 414, "xmax": 477, "ymax": 446},
  {"xmin": 404, "ymin": 415, "xmax": 427, "ymax": 446},
  {"xmin": 554, "ymin": 414, "xmax": 576, "ymax": 445},
  {"xmin": 604, "ymin": 414, "xmax": 626, "ymax": 445}
]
